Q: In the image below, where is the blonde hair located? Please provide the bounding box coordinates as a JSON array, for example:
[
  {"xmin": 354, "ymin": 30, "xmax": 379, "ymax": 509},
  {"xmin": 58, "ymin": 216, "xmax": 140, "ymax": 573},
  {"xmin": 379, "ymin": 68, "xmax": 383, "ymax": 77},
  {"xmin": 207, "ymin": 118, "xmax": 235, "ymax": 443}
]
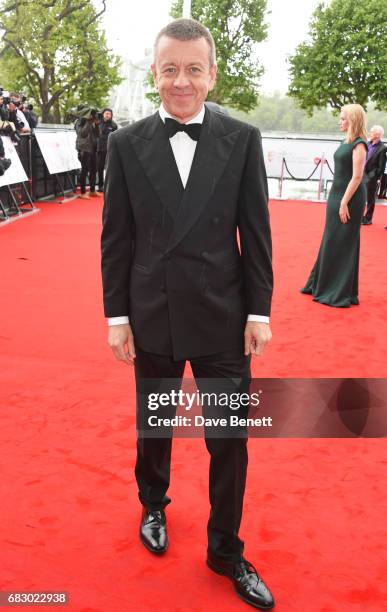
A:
[{"xmin": 341, "ymin": 104, "xmax": 367, "ymax": 143}]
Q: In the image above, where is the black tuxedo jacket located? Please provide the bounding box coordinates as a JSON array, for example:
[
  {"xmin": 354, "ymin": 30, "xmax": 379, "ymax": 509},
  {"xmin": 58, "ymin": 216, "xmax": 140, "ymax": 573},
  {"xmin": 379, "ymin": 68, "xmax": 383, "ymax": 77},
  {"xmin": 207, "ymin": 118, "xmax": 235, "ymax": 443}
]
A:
[
  {"xmin": 101, "ymin": 107, "xmax": 273, "ymax": 360},
  {"xmin": 365, "ymin": 141, "xmax": 387, "ymax": 181}
]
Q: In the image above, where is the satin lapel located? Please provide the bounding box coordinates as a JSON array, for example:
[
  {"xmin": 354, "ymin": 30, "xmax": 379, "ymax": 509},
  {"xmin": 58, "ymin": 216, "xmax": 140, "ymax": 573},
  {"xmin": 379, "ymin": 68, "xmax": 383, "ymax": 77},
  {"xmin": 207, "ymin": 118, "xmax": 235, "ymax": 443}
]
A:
[
  {"xmin": 127, "ymin": 112, "xmax": 184, "ymax": 220},
  {"xmin": 166, "ymin": 109, "xmax": 240, "ymax": 253}
]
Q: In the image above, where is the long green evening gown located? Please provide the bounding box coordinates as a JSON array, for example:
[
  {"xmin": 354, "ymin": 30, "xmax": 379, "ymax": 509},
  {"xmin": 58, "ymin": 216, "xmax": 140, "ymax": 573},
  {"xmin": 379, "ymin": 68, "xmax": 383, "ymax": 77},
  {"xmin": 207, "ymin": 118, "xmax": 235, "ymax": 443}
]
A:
[{"xmin": 301, "ymin": 137, "xmax": 368, "ymax": 307}]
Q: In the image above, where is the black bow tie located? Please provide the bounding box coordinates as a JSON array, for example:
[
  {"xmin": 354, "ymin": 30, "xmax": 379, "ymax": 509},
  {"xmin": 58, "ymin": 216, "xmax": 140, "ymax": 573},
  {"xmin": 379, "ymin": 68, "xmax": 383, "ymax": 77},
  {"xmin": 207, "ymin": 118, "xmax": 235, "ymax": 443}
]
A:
[{"xmin": 164, "ymin": 117, "xmax": 202, "ymax": 141}]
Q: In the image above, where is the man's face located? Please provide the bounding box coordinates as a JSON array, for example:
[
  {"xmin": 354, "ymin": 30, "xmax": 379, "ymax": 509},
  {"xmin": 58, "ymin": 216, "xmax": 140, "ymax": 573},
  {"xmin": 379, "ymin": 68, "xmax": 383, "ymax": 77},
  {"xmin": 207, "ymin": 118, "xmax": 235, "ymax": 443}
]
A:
[
  {"xmin": 151, "ymin": 35, "xmax": 217, "ymax": 122},
  {"xmin": 103, "ymin": 110, "xmax": 112, "ymax": 121},
  {"xmin": 369, "ymin": 128, "xmax": 381, "ymax": 143}
]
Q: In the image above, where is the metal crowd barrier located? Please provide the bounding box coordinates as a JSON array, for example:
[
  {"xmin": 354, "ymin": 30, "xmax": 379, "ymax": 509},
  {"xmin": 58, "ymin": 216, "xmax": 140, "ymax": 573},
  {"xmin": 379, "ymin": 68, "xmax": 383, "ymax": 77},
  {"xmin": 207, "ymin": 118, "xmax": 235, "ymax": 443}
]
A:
[
  {"xmin": 0, "ymin": 129, "xmax": 78, "ymax": 220},
  {"xmin": 271, "ymin": 155, "xmax": 335, "ymax": 201}
]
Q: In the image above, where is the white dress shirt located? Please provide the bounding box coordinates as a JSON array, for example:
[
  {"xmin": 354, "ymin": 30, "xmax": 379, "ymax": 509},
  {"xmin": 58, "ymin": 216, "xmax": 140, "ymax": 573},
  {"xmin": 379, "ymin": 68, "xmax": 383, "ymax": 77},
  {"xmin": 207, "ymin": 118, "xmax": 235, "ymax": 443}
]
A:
[
  {"xmin": 16, "ymin": 108, "xmax": 31, "ymax": 131},
  {"xmin": 108, "ymin": 104, "xmax": 269, "ymax": 326}
]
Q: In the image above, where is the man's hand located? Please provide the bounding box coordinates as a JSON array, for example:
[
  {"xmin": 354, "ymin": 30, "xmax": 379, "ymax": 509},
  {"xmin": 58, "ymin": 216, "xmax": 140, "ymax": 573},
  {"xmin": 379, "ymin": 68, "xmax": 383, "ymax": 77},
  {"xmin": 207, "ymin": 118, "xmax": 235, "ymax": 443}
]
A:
[
  {"xmin": 108, "ymin": 323, "xmax": 136, "ymax": 365},
  {"xmin": 244, "ymin": 321, "xmax": 272, "ymax": 357}
]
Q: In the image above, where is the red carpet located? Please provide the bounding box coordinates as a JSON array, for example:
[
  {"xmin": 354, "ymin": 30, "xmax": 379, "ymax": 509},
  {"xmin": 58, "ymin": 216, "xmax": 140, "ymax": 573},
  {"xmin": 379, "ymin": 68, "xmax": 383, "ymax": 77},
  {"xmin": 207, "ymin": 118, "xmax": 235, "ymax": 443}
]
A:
[{"xmin": 0, "ymin": 198, "xmax": 386, "ymax": 611}]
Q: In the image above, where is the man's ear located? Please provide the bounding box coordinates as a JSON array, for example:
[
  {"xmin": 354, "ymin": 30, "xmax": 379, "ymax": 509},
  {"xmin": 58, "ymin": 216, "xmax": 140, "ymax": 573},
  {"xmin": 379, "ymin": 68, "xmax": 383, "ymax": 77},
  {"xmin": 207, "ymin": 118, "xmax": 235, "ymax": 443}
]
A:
[
  {"xmin": 208, "ymin": 63, "xmax": 217, "ymax": 92},
  {"xmin": 151, "ymin": 63, "xmax": 159, "ymax": 89}
]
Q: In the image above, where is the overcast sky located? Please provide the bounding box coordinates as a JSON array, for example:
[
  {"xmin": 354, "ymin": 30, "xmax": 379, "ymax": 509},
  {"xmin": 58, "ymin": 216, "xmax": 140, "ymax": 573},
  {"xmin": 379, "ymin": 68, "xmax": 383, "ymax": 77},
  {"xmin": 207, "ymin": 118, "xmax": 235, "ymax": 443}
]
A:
[{"xmin": 99, "ymin": 0, "xmax": 321, "ymax": 94}]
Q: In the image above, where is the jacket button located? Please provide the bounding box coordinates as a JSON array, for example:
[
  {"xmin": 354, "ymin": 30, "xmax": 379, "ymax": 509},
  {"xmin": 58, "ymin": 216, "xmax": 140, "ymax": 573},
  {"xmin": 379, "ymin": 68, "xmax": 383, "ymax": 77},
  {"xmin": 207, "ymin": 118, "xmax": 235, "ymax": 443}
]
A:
[
  {"xmin": 201, "ymin": 251, "xmax": 208, "ymax": 257},
  {"xmin": 213, "ymin": 217, "xmax": 219, "ymax": 224}
]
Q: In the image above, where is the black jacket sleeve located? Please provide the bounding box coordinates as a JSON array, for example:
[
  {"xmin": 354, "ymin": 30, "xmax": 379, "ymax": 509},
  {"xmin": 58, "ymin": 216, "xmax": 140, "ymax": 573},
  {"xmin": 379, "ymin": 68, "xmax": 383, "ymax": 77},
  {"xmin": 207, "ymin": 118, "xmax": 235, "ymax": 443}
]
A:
[
  {"xmin": 0, "ymin": 135, "xmax": 5, "ymax": 158},
  {"xmin": 101, "ymin": 133, "xmax": 134, "ymax": 318},
  {"xmin": 377, "ymin": 146, "xmax": 387, "ymax": 179},
  {"xmin": 0, "ymin": 105, "xmax": 9, "ymax": 121},
  {"xmin": 237, "ymin": 127, "xmax": 273, "ymax": 317}
]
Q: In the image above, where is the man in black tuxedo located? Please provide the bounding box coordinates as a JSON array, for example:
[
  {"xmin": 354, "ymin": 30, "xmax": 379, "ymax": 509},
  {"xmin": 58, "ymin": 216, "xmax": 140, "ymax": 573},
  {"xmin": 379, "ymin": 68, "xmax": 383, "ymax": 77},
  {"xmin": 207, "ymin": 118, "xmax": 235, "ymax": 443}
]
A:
[
  {"xmin": 362, "ymin": 125, "xmax": 386, "ymax": 225},
  {"xmin": 101, "ymin": 18, "xmax": 274, "ymax": 610}
]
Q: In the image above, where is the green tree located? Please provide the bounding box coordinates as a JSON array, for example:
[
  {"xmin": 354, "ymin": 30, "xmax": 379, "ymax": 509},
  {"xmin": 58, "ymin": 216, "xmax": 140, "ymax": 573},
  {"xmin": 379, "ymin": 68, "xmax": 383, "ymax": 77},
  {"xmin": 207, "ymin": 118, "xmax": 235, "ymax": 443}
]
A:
[
  {"xmin": 0, "ymin": 0, "xmax": 122, "ymax": 123},
  {"xmin": 231, "ymin": 94, "xmax": 387, "ymax": 134},
  {"xmin": 148, "ymin": 0, "xmax": 268, "ymax": 112},
  {"xmin": 288, "ymin": 0, "xmax": 387, "ymax": 114}
]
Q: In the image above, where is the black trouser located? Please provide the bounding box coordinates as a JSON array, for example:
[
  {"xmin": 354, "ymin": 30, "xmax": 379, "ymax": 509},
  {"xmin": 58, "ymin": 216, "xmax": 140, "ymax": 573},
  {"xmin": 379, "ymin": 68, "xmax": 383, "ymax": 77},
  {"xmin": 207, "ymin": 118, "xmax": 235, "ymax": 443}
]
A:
[
  {"xmin": 364, "ymin": 176, "xmax": 379, "ymax": 221},
  {"xmin": 134, "ymin": 346, "xmax": 251, "ymax": 563},
  {"xmin": 97, "ymin": 150, "xmax": 107, "ymax": 190},
  {"xmin": 79, "ymin": 150, "xmax": 97, "ymax": 194}
]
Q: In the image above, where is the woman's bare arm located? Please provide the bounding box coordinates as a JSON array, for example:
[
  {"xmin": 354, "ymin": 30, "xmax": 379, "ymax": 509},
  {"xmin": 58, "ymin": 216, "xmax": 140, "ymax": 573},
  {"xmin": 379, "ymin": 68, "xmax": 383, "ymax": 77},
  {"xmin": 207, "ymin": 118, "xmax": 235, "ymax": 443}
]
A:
[{"xmin": 339, "ymin": 143, "xmax": 367, "ymax": 223}]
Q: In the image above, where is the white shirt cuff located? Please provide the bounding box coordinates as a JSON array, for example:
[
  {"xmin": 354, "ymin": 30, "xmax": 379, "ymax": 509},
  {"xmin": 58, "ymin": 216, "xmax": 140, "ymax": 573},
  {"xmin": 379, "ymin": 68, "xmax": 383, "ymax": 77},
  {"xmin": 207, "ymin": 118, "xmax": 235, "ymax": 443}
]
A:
[
  {"xmin": 108, "ymin": 316, "xmax": 129, "ymax": 326},
  {"xmin": 247, "ymin": 315, "xmax": 270, "ymax": 324}
]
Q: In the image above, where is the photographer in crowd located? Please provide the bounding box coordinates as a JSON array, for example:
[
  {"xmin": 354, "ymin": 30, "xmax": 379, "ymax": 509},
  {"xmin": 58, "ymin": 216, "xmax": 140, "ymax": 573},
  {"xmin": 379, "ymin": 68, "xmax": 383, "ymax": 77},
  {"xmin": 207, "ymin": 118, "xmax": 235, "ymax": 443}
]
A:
[
  {"xmin": 20, "ymin": 102, "xmax": 39, "ymax": 130},
  {"xmin": 97, "ymin": 108, "xmax": 117, "ymax": 192},
  {"xmin": 75, "ymin": 108, "xmax": 100, "ymax": 199},
  {"xmin": 8, "ymin": 93, "xmax": 31, "ymax": 134},
  {"xmin": 0, "ymin": 89, "xmax": 20, "ymax": 144},
  {"xmin": 0, "ymin": 92, "xmax": 9, "ymax": 121}
]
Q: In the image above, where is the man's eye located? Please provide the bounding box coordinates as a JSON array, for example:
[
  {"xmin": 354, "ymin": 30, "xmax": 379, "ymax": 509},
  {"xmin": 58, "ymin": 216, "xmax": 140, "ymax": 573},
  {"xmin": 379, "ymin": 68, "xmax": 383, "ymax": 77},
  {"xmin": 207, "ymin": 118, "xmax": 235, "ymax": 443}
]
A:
[
  {"xmin": 190, "ymin": 67, "xmax": 201, "ymax": 73},
  {"xmin": 165, "ymin": 68, "xmax": 176, "ymax": 74}
]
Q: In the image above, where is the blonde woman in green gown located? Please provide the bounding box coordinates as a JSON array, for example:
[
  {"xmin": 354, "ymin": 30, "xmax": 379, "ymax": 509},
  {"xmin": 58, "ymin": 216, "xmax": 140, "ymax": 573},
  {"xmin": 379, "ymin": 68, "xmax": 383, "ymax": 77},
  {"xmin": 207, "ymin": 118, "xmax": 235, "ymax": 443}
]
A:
[{"xmin": 301, "ymin": 104, "xmax": 368, "ymax": 307}]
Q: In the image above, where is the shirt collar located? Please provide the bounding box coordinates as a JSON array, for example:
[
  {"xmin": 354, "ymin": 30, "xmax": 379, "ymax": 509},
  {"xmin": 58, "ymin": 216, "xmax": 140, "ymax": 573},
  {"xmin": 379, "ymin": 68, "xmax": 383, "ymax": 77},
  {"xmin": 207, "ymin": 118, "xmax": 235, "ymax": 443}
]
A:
[{"xmin": 159, "ymin": 103, "xmax": 205, "ymax": 125}]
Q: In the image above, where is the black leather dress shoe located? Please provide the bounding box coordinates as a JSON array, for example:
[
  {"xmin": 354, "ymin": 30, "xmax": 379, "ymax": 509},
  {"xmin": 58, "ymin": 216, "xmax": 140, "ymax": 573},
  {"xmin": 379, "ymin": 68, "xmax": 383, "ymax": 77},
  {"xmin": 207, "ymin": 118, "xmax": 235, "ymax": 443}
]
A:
[
  {"xmin": 207, "ymin": 555, "xmax": 275, "ymax": 609},
  {"xmin": 140, "ymin": 508, "xmax": 168, "ymax": 554},
  {"xmin": 361, "ymin": 218, "xmax": 372, "ymax": 225}
]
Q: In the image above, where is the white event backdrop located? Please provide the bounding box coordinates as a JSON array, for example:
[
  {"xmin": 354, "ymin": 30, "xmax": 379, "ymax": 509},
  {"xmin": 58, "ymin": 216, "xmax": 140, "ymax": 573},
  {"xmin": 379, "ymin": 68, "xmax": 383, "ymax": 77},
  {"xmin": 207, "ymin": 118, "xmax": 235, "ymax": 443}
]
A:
[
  {"xmin": 0, "ymin": 137, "xmax": 28, "ymax": 187},
  {"xmin": 34, "ymin": 130, "xmax": 81, "ymax": 175}
]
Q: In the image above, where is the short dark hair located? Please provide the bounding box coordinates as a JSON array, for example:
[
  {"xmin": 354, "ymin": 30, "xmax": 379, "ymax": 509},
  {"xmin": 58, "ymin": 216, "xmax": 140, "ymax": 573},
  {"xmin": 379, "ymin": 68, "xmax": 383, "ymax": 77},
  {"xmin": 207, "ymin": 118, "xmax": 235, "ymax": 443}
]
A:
[{"xmin": 154, "ymin": 18, "xmax": 216, "ymax": 66}]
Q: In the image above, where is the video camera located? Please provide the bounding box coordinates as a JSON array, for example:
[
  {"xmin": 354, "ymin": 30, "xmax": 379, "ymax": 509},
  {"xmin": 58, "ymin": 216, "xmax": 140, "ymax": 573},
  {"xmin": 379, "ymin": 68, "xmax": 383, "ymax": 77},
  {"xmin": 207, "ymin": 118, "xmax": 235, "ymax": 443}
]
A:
[
  {"xmin": 66, "ymin": 104, "xmax": 102, "ymax": 124},
  {"xmin": 0, "ymin": 87, "xmax": 11, "ymax": 106},
  {"xmin": 0, "ymin": 89, "xmax": 26, "ymax": 108}
]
